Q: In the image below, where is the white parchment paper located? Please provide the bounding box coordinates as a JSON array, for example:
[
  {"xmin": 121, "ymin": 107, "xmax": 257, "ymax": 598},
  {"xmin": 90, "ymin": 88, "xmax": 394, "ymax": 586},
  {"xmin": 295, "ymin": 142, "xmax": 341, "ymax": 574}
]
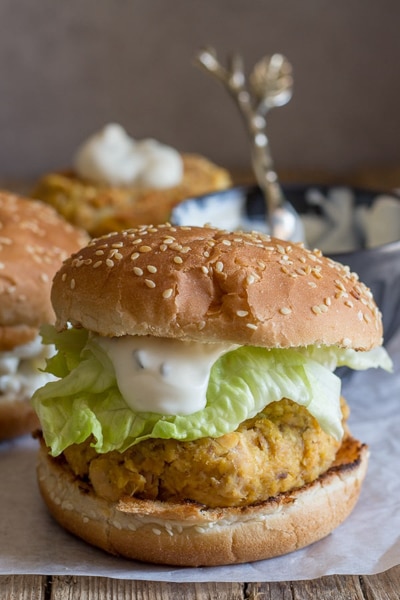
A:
[{"xmin": 1, "ymin": 333, "xmax": 399, "ymax": 582}]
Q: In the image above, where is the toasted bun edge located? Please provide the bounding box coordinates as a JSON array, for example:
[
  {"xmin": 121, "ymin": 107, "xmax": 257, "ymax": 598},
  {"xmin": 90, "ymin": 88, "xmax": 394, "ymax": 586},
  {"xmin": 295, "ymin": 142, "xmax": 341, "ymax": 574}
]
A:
[{"xmin": 36, "ymin": 439, "xmax": 369, "ymax": 566}]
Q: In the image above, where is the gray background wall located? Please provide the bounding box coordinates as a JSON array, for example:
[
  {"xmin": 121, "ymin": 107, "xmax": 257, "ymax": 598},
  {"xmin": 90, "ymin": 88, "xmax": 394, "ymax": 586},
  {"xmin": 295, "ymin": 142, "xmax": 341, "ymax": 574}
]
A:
[{"xmin": 1, "ymin": 0, "xmax": 399, "ymax": 180}]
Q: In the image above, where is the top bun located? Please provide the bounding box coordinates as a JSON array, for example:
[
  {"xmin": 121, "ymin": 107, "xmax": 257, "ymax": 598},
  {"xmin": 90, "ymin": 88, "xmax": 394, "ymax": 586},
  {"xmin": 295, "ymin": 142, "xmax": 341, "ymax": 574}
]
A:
[
  {"xmin": 52, "ymin": 224, "xmax": 383, "ymax": 351},
  {"xmin": 0, "ymin": 191, "xmax": 89, "ymax": 350}
]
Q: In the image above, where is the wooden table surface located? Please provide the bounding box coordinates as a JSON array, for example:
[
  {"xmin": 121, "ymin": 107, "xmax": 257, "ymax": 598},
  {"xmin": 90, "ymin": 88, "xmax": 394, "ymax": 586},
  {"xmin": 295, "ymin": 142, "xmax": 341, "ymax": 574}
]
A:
[
  {"xmin": 1, "ymin": 565, "xmax": 399, "ymax": 599},
  {"xmin": 1, "ymin": 171, "xmax": 399, "ymax": 599}
]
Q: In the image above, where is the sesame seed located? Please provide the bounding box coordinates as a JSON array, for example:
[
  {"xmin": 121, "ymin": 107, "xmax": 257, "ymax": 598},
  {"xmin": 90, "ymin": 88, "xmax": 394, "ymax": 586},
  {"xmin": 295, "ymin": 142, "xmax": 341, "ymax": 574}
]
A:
[
  {"xmin": 324, "ymin": 297, "xmax": 332, "ymax": 306},
  {"xmin": 132, "ymin": 238, "xmax": 143, "ymax": 245},
  {"xmin": 335, "ymin": 280, "xmax": 346, "ymax": 291},
  {"xmin": 222, "ymin": 239, "xmax": 232, "ymax": 246},
  {"xmin": 159, "ymin": 244, "xmax": 168, "ymax": 252},
  {"xmin": 279, "ymin": 307, "xmax": 292, "ymax": 315},
  {"xmin": 147, "ymin": 265, "xmax": 157, "ymax": 273},
  {"xmin": 236, "ymin": 310, "xmax": 249, "ymax": 317},
  {"xmin": 61, "ymin": 273, "xmax": 67, "ymax": 281},
  {"xmin": 344, "ymin": 300, "xmax": 354, "ymax": 308},
  {"xmin": 106, "ymin": 259, "xmax": 114, "ymax": 267},
  {"xmin": 312, "ymin": 305, "xmax": 322, "ymax": 315},
  {"xmin": 215, "ymin": 261, "xmax": 224, "ymax": 272},
  {"xmin": 246, "ymin": 274, "xmax": 256, "ymax": 285},
  {"xmin": 70, "ymin": 279, "xmax": 76, "ymax": 290},
  {"xmin": 246, "ymin": 323, "xmax": 258, "ymax": 330},
  {"xmin": 145, "ymin": 279, "xmax": 156, "ymax": 288},
  {"xmin": 162, "ymin": 288, "xmax": 173, "ymax": 299},
  {"xmin": 133, "ymin": 267, "xmax": 143, "ymax": 276},
  {"xmin": 174, "ymin": 256, "xmax": 183, "ymax": 264},
  {"xmin": 40, "ymin": 273, "xmax": 49, "ymax": 282},
  {"xmin": 311, "ymin": 268, "xmax": 322, "ymax": 279},
  {"xmin": 93, "ymin": 261, "xmax": 102, "ymax": 268},
  {"xmin": 201, "ymin": 266, "xmax": 208, "ymax": 274},
  {"xmin": 130, "ymin": 252, "xmax": 139, "ymax": 261},
  {"xmin": 95, "ymin": 250, "xmax": 104, "ymax": 256},
  {"xmin": 139, "ymin": 245, "xmax": 152, "ymax": 253}
]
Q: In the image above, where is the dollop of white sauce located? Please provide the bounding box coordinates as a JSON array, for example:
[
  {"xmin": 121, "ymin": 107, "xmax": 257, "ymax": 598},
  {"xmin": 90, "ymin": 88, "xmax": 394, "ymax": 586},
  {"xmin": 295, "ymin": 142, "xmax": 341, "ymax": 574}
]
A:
[
  {"xmin": 74, "ymin": 123, "xmax": 183, "ymax": 188},
  {"xmin": 94, "ymin": 335, "xmax": 237, "ymax": 415},
  {"xmin": 0, "ymin": 337, "xmax": 56, "ymax": 403}
]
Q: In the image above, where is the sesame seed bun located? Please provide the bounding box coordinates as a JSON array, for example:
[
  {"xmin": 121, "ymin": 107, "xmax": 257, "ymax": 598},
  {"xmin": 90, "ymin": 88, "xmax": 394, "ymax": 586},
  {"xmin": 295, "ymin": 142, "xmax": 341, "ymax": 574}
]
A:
[
  {"xmin": 52, "ymin": 224, "xmax": 383, "ymax": 351},
  {"xmin": 36, "ymin": 436, "xmax": 369, "ymax": 566},
  {"xmin": 0, "ymin": 191, "xmax": 89, "ymax": 440}
]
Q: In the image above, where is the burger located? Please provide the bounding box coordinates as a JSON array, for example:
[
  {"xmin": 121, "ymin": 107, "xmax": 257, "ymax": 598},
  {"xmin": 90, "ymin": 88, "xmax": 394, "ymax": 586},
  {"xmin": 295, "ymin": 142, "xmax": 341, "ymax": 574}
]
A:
[
  {"xmin": 0, "ymin": 191, "xmax": 88, "ymax": 441},
  {"xmin": 32, "ymin": 124, "xmax": 232, "ymax": 237},
  {"xmin": 32, "ymin": 224, "xmax": 392, "ymax": 566}
]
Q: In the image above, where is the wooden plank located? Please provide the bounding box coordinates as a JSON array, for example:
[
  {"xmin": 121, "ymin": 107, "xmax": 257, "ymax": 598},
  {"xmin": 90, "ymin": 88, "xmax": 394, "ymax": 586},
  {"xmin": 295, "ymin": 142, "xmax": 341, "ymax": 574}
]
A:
[
  {"xmin": 247, "ymin": 575, "xmax": 366, "ymax": 599},
  {"xmin": 247, "ymin": 567, "xmax": 400, "ymax": 600},
  {"xmin": 1, "ymin": 568, "xmax": 399, "ymax": 599},
  {"xmin": 0, "ymin": 575, "xmax": 47, "ymax": 599},
  {"xmin": 50, "ymin": 576, "xmax": 245, "ymax": 599},
  {"xmin": 361, "ymin": 565, "xmax": 400, "ymax": 600},
  {"xmin": 245, "ymin": 580, "xmax": 294, "ymax": 599}
]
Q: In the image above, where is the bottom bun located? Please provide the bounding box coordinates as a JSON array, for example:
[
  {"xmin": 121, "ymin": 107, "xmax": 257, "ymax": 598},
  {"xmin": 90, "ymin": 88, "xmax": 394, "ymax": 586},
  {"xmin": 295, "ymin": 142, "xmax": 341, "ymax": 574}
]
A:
[
  {"xmin": 36, "ymin": 438, "xmax": 369, "ymax": 567},
  {"xmin": 0, "ymin": 398, "xmax": 40, "ymax": 441}
]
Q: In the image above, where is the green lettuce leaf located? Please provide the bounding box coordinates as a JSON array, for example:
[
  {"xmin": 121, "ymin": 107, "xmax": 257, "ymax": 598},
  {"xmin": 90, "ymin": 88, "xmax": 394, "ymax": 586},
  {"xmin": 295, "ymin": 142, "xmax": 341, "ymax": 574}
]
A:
[
  {"xmin": 32, "ymin": 326, "xmax": 392, "ymax": 457},
  {"xmin": 298, "ymin": 344, "xmax": 393, "ymax": 372}
]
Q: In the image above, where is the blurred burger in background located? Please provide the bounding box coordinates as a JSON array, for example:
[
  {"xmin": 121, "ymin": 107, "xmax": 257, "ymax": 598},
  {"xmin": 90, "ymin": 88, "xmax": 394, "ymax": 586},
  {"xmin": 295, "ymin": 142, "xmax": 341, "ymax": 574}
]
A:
[
  {"xmin": 32, "ymin": 123, "xmax": 232, "ymax": 237},
  {"xmin": 0, "ymin": 191, "xmax": 88, "ymax": 441}
]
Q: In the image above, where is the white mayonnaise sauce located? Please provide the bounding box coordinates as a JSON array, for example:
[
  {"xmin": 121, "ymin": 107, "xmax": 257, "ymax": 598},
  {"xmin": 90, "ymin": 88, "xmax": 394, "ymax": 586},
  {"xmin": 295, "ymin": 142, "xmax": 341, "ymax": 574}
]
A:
[
  {"xmin": 74, "ymin": 123, "xmax": 183, "ymax": 188},
  {"xmin": 94, "ymin": 335, "xmax": 237, "ymax": 415},
  {"xmin": 0, "ymin": 336, "xmax": 56, "ymax": 403}
]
